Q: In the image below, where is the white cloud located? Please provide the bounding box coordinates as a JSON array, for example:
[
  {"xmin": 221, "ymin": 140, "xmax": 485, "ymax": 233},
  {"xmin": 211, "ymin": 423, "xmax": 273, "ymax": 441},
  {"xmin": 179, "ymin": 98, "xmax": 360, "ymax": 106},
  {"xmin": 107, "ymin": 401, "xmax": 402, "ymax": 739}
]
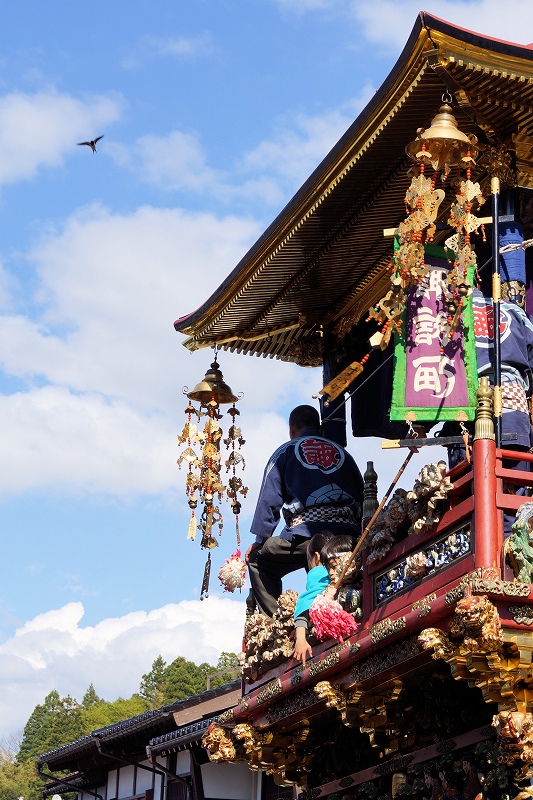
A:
[
  {"xmin": 108, "ymin": 131, "xmax": 221, "ymax": 192},
  {"xmin": 242, "ymin": 88, "xmax": 375, "ymax": 188},
  {"xmin": 0, "ymin": 203, "xmax": 261, "ymax": 410},
  {"xmin": 364, "ymin": 1, "xmax": 533, "ymax": 48},
  {"xmin": 143, "ymin": 33, "xmax": 214, "ymax": 58},
  {"xmin": 0, "ymin": 200, "xmax": 327, "ymax": 498},
  {"xmin": 272, "ymin": 0, "xmax": 533, "ymax": 50},
  {"xmin": 0, "ymin": 90, "xmax": 122, "ymax": 187},
  {"xmin": 110, "ymin": 88, "xmax": 375, "ymax": 203},
  {"xmin": 0, "ymin": 386, "xmax": 176, "ymax": 497},
  {"xmin": 0, "ymin": 598, "xmax": 246, "ymax": 737},
  {"xmin": 122, "ymin": 32, "xmax": 213, "ymax": 69}
]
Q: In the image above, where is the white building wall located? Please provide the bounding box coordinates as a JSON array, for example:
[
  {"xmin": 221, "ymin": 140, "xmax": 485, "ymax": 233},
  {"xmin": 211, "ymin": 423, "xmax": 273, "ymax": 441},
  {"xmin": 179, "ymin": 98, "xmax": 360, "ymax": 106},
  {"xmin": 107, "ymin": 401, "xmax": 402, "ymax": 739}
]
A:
[
  {"xmin": 107, "ymin": 769, "xmax": 119, "ymax": 799},
  {"xmin": 136, "ymin": 760, "xmax": 155, "ymax": 793},
  {"xmin": 201, "ymin": 762, "xmax": 255, "ymax": 800},
  {"xmin": 175, "ymin": 751, "xmax": 191, "ymax": 776},
  {"xmin": 117, "ymin": 765, "xmax": 135, "ymax": 799}
]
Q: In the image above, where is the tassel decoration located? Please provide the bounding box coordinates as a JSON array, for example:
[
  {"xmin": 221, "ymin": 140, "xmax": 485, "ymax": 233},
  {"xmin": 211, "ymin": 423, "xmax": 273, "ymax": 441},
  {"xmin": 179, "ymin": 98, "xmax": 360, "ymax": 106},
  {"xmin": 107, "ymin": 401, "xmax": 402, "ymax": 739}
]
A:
[
  {"xmin": 218, "ymin": 548, "xmax": 247, "ymax": 593},
  {"xmin": 309, "ymin": 594, "xmax": 359, "ymax": 643}
]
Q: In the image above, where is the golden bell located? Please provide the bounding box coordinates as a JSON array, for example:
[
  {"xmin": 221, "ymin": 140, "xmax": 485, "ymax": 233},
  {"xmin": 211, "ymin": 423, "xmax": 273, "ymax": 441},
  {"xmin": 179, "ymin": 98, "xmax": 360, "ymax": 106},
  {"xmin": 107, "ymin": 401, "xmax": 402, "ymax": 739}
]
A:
[
  {"xmin": 406, "ymin": 103, "xmax": 478, "ymax": 168},
  {"xmin": 187, "ymin": 360, "xmax": 237, "ymax": 405}
]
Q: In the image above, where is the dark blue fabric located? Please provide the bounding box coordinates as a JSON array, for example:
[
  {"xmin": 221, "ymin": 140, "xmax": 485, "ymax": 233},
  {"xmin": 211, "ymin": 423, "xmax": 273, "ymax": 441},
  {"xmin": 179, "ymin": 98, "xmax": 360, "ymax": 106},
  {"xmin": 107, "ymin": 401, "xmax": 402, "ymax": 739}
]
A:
[
  {"xmin": 251, "ymin": 428, "xmax": 363, "ymax": 542},
  {"xmin": 500, "ymin": 223, "xmax": 526, "ymax": 284}
]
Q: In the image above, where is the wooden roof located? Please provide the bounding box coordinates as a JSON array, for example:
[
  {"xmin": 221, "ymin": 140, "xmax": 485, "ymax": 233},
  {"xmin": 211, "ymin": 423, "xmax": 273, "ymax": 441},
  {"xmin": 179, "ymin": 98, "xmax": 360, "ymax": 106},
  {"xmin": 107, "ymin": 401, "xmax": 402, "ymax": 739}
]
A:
[{"xmin": 174, "ymin": 12, "xmax": 533, "ymax": 364}]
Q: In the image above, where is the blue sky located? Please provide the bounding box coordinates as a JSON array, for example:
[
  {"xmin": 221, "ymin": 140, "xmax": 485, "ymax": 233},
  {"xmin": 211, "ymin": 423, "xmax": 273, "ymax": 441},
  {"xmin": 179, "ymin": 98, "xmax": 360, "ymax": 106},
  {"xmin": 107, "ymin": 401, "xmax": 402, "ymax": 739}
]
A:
[{"xmin": 0, "ymin": 0, "xmax": 532, "ymax": 737}]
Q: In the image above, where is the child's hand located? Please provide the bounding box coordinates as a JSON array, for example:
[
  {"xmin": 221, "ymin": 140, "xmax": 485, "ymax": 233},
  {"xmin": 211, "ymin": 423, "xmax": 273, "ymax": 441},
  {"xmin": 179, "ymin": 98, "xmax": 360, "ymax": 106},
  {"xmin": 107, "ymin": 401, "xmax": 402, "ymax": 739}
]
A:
[{"xmin": 291, "ymin": 627, "xmax": 312, "ymax": 666}]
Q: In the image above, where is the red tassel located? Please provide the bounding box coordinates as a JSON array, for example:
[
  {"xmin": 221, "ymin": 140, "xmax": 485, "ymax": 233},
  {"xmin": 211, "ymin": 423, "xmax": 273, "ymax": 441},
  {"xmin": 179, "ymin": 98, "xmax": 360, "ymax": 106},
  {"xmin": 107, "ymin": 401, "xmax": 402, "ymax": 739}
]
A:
[{"xmin": 309, "ymin": 594, "xmax": 359, "ymax": 643}]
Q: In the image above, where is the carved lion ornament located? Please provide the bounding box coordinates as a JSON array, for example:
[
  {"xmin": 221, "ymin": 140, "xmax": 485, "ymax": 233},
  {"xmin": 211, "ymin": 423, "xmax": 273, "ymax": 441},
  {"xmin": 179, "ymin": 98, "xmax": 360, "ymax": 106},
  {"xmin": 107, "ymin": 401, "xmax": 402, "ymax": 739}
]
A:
[
  {"xmin": 450, "ymin": 588, "xmax": 503, "ymax": 652},
  {"xmin": 505, "ymin": 501, "xmax": 533, "ymax": 583}
]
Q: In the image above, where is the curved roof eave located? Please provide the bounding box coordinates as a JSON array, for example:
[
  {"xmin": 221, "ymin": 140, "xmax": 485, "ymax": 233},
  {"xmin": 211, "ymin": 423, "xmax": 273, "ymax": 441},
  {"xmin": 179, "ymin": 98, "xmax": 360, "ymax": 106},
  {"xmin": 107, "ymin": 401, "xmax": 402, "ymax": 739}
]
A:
[
  {"xmin": 174, "ymin": 11, "xmax": 533, "ymax": 357},
  {"xmin": 173, "ymin": 11, "xmax": 427, "ymax": 335}
]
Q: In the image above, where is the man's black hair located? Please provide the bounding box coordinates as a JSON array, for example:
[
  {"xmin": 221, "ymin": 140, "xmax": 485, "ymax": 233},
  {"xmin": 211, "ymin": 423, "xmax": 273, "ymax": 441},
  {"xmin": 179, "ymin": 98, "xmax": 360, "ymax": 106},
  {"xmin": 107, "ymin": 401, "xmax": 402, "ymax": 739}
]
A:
[{"xmin": 289, "ymin": 405, "xmax": 321, "ymax": 432}]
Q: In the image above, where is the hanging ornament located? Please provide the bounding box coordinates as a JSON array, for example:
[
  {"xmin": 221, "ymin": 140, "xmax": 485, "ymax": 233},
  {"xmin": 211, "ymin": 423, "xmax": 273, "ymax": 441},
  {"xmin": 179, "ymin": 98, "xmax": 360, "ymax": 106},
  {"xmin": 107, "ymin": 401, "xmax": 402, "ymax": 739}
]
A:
[
  {"xmin": 178, "ymin": 351, "xmax": 248, "ymax": 597},
  {"xmin": 218, "ymin": 548, "xmax": 247, "ymax": 593},
  {"xmin": 369, "ymin": 94, "xmax": 484, "ymax": 353}
]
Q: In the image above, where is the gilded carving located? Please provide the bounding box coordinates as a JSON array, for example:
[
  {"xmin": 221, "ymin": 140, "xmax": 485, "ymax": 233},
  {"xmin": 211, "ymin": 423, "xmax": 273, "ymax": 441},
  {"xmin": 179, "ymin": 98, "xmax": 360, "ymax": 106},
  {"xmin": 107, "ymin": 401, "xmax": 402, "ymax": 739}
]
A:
[
  {"xmin": 446, "ymin": 582, "xmax": 467, "ymax": 605},
  {"xmin": 509, "ymin": 605, "xmax": 533, "ymax": 626},
  {"xmin": 450, "ymin": 590, "xmax": 503, "ymax": 652},
  {"xmin": 256, "ymin": 678, "xmax": 283, "ymax": 706},
  {"xmin": 351, "ymin": 636, "xmax": 421, "ymax": 682},
  {"xmin": 265, "ymin": 688, "xmax": 317, "ymax": 725},
  {"xmin": 477, "ymin": 144, "xmax": 515, "ymax": 187},
  {"xmin": 412, "ymin": 594, "xmax": 437, "ymax": 610},
  {"xmin": 202, "ymin": 723, "xmax": 237, "ymax": 762},
  {"xmin": 314, "ymin": 681, "xmax": 347, "ymax": 721},
  {"xmin": 471, "ymin": 578, "xmax": 531, "ymax": 597},
  {"xmin": 369, "ymin": 616, "xmax": 407, "ymax": 644},
  {"xmin": 232, "ymin": 722, "xmax": 274, "ymax": 766},
  {"xmin": 418, "ymin": 628, "xmax": 457, "ymax": 660},
  {"xmin": 308, "ymin": 651, "xmax": 340, "ymax": 676},
  {"xmin": 217, "ymin": 708, "xmax": 234, "ymax": 725},
  {"xmin": 373, "ymin": 754, "xmax": 414, "ymax": 775},
  {"xmin": 493, "ymin": 711, "xmax": 533, "ymax": 773},
  {"xmin": 501, "ymin": 582, "xmax": 531, "ymax": 598},
  {"xmin": 444, "ymin": 570, "xmax": 528, "ymax": 607}
]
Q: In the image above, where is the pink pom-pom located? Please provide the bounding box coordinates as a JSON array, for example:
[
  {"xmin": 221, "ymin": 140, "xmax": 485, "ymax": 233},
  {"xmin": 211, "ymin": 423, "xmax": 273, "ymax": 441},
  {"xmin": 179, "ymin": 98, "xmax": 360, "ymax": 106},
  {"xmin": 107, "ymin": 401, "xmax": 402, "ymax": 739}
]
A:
[
  {"xmin": 309, "ymin": 594, "xmax": 359, "ymax": 643},
  {"xmin": 218, "ymin": 548, "xmax": 247, "ymax": 593}
]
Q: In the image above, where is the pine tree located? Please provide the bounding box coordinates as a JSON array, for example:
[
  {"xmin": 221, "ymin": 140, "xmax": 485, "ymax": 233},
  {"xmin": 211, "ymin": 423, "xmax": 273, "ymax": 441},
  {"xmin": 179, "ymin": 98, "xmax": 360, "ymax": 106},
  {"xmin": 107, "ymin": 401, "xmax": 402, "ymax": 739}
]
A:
[
  {"xmin": 162, "ymin": 657, "xmax": 208, "ymax": 702},
  {"xmin": 139, "ymin": 656, "xmax": 167, "ymax": 707},
  {"xmin": 17, "ymin": 690, "xmax": 62, "ymax": 763},
  {"xmin": 206, "ymin": 652, "xmax": 240, "ymax": 690},
  {"xmin": 82, "ymin": 684, "xmax": 101, "ymax": 709}
]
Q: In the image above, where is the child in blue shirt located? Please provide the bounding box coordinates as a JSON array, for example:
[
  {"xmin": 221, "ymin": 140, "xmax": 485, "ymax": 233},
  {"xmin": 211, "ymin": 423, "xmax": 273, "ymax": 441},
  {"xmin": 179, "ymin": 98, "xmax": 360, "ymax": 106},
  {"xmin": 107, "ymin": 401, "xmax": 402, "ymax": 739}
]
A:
[{"xmin": 291, "ymin": 531, "xmax": 333, "ymax": 665}]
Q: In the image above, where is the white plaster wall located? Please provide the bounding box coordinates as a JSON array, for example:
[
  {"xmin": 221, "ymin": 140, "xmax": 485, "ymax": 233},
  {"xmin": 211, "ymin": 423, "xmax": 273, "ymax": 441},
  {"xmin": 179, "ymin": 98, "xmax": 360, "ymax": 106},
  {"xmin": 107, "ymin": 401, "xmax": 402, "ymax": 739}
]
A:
[
  {"xmin": 201, "ymin": 762, "xmax": 255, "ymax": 800},
  {"xmin": 107, "ymin": 769, "xmax": 118, "ymax": 799},
  {"xmin": 175, "ymin": 751, "xmax": 191, "ymax": 776},
  {"xmin": 135, "ymin": 761, "xmax": 154, "ymax": 793},
  {"xmin": 117, "ymin": 765, "xmax": 135, "ymax": 798}
]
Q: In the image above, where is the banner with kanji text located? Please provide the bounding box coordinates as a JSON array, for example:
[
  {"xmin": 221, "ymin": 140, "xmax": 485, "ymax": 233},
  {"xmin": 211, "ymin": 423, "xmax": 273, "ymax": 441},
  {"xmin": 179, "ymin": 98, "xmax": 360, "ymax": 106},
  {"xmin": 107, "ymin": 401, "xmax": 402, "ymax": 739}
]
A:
[{"xmin": 390, "ymin": 257, "xmax": 478, "ymax": 423}]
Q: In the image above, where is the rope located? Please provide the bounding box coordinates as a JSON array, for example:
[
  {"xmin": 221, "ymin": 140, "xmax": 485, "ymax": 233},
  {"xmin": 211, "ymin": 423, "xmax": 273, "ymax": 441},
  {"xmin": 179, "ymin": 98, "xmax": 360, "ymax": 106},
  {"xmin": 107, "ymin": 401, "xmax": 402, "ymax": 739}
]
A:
[{"xmin": 500, "ymin": 238, "xmax": 533, "ymax": 254}]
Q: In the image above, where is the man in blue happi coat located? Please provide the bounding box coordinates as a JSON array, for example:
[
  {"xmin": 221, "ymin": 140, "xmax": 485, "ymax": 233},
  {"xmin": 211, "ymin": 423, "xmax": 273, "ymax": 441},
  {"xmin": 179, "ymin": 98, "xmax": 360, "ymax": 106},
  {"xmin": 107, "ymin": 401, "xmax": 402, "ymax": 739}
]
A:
[
  {"xmin": 245, "ymin": 404, "xmax": 363, "ymax": 617},
  {"xmin": 445, "ymin": 223, "xmax": 533, "ymax": 534}
]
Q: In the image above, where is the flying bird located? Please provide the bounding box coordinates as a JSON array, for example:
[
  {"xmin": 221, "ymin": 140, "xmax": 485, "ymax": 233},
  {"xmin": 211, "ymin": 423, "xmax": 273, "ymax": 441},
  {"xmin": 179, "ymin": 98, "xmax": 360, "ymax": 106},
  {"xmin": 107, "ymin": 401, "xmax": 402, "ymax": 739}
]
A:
[{"xmin": 77, "ymin": 135, "xmax": 104, "ymax": 153}]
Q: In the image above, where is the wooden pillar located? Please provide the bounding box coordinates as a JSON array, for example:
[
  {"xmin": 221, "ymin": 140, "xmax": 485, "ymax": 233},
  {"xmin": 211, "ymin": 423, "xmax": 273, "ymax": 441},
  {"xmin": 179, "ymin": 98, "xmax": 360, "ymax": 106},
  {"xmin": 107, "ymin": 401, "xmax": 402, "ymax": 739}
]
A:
[
  {"xmin": 472, "ymin": 437, "xmax": 501, "ymax": 571},
  {"xmin": 472, "ymin": 376, "xmax": 502, "ymax": 572}
]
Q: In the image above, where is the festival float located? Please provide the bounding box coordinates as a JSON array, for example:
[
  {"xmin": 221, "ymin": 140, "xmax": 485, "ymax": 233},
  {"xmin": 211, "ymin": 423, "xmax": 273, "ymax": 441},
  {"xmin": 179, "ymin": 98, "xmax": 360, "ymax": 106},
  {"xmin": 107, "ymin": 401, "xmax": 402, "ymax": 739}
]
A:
[{"xmin": 174, "ymin": 12, "xmax": 533, "ymax": 800}]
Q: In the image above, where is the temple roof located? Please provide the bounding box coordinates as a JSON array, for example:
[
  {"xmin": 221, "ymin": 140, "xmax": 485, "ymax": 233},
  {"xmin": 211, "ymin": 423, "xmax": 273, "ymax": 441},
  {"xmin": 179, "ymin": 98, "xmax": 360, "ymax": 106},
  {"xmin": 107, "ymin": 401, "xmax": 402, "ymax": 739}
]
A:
[
  {"xmin": 174, "ymin": 12, "xmax": 533, "ymax": 364},
  {"xmin": 38, "ymin": 680, "xmax": 241, "ymax": 772}
]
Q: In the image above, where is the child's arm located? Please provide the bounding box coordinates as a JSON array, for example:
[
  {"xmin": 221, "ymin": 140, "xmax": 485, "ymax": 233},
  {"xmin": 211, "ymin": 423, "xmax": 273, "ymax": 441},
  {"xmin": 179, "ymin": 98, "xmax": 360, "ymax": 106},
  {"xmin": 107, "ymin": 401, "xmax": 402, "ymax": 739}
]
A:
[{"xmin": 292, "ymin": 625, "xmax": 313, "ymax": 666}]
